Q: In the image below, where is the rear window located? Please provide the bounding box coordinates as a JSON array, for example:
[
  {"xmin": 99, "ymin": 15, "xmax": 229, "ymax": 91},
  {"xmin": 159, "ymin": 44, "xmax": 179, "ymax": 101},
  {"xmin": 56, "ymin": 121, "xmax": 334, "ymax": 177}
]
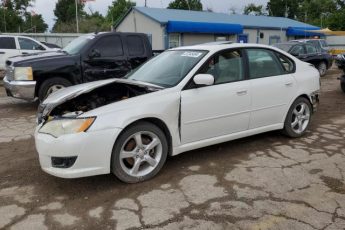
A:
[
  {"xmin": 127, "ymin": 35, "xmax": 145, "ymax": 56},
  {"xmin": 0, "ymin": 37, "xmax": 16, "ymax": 49}
]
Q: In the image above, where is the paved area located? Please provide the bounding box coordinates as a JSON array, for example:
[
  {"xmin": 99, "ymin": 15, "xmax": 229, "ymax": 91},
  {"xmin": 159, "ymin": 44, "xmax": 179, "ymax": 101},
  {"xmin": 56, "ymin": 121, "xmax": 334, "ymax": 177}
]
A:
[{"xmin": 0, "ymin": 67, "xmax": 345, "ymax": 230}]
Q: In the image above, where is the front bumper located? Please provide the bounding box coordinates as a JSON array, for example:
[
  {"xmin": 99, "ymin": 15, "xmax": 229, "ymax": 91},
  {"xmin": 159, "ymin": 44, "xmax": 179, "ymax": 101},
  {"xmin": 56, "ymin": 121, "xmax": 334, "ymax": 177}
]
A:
[
  {"xmin": 3, "ymin": 76, "xmax": 36, "ymax": 100},
  {"xmin": 35, "ymin": 127, "xmax": 122, "ymax": 178}
]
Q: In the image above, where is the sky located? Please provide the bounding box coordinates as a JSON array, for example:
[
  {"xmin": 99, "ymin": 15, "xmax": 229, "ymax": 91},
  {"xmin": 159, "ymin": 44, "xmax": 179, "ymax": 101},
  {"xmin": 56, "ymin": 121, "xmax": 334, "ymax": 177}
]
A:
[{"xmin": 29, "ymin": 0, "xmax": 269, "ymax": 31}]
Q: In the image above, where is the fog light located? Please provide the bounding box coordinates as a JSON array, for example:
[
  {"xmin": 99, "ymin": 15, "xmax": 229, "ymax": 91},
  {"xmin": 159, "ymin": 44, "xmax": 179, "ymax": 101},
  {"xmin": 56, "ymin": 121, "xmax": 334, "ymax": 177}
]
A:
[{"xmin": 51, "ymin": 156, "xmax": 77, "ymax": 168}]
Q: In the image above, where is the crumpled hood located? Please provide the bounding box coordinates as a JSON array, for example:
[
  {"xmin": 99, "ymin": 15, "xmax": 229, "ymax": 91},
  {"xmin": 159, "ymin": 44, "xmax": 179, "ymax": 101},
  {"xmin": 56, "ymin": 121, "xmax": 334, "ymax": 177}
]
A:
[{"xmin": 38, "ymin": 78, "xmax": 163, "ymax": 123}]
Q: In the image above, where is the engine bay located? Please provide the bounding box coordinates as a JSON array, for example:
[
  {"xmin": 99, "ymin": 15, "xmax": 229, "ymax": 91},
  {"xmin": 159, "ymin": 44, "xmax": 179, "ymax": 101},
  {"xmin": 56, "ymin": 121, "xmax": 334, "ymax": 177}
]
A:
[{"xmin": 49, "ymin": 82, "xmax": 154, "ymax": 117}]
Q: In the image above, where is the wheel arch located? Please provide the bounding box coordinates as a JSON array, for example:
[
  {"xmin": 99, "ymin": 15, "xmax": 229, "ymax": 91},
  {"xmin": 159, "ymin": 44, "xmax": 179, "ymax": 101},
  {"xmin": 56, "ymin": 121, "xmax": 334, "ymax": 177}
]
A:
[
  {"xmin": 34, "ymin": 73, "xmax": 74, "ymax": 97},
  {"xmin": 116, "ymin": 117, "xmax": 173, "ymax": 157}
]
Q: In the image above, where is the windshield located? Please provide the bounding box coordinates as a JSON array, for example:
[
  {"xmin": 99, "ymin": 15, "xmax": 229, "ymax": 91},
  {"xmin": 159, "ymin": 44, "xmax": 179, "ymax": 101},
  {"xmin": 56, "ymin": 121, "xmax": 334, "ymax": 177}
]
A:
[
  {"xmin": 273, "ymin": 43, "xmax": 294, "ymax": 52},
  {"xmin": 126, "ymin": 50, "xmax": 208, "ymax": 87},
  {"xmin": 63, "ymin": 35, "xmax": 95, "ymax": 55}
]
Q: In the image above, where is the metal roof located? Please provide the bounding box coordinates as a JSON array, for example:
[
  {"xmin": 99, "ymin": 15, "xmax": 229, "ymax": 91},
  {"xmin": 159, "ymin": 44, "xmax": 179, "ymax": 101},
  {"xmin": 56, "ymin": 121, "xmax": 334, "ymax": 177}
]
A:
[{"xmin": 133, "ymin": 7, "xmax": 318, "ymax": 30}]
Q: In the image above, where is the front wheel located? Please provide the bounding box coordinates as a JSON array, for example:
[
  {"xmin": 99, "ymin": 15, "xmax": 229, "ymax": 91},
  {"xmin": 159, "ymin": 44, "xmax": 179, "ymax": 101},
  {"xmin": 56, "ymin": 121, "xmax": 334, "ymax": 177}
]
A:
[
  {"xmin": 38, "ymin": 77, "xmax": 72, "ymax": 102},
  {"xmin": 111, "ymin": 122, "xmax": 168, "ymax": 183},
  {"xmin": 283, "ymin": 97, "xmax": 312, "ymax": 138}
]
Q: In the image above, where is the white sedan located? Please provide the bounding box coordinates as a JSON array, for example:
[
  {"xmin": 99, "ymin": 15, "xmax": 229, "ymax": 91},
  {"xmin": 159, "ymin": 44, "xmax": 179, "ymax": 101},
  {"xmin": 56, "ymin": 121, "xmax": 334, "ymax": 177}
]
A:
[{"xmin": 35, "ymin": 43, "xmax": 320, "ymax": 183}]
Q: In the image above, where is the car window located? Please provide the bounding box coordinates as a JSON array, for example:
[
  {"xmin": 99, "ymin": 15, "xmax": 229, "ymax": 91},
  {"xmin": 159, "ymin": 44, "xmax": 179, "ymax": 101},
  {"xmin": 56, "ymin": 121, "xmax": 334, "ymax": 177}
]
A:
[
  {"xmin": 290, "ymin": 45, "xmax": 305, "ymax": 55},
  {"xmin": 275, "ymin": 52, "xmax": 294, "ymax": 73},
  {"xmin": 127, "ymin": 35, "xmax": 144, "ymax": 56},
  {"xmin": 92, "ymin": 35, "xmax": 123, "ymax": 57},
  {"xmin": 18, "ymin": 37, "xmax": 43, "ymax": 50},
  {"xmin": 0, "ymin": 37, "xmax": 16, "ymax": 49},
  {"xmin": 199, "ymin": 50, "xmax": 244, "ymax": 84},
  {"xmin": 247, "ymin": 49, "xmax": 283, "ymax": 79},
  {"xmin": 306, "ymin": 45, "xmax": 317, "ymax": 54}
]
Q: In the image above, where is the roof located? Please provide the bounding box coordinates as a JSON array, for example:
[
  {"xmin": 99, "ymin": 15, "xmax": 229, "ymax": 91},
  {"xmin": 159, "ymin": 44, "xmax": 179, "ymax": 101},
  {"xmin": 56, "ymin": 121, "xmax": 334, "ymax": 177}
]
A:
[{"xmin": 129, "ymin": 7, "xmax": 318, "ymax": 30}]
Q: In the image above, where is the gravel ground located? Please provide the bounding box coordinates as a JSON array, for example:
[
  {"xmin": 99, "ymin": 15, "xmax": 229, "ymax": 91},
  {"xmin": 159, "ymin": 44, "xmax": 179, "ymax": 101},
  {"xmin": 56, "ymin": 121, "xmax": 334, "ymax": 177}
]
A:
[{"xmin": 0, "ymin": 67, "xmax": 345, "ymax": 230}]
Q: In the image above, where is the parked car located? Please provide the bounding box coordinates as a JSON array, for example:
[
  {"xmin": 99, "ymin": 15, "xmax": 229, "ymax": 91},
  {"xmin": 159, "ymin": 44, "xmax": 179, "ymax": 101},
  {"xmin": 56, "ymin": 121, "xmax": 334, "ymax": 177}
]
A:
[
  {"xmin": 0, "ymin": 35, "xmax": 60, "ymax": 70},
  {"xmin": 273, "ymin": 42, "xmax": 333, "ymax": 76},
  {"xmin": 291, "ymin": 39, "xmax": 331, "ymax": 53},
  {"xmin": 3, "ymin": 32, "xmax": 152, "ymax": 101},
  {"xmin": 35, "ymin": 43, "xmax": 320, "ymax": 183}
]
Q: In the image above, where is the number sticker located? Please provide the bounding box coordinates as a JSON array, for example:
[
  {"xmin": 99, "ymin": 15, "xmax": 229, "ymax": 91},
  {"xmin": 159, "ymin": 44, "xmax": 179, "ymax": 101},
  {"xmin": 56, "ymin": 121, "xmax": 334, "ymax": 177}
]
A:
[{"xmin": 181, "ymin": 52, "xmax": 203, "ymax": 58}]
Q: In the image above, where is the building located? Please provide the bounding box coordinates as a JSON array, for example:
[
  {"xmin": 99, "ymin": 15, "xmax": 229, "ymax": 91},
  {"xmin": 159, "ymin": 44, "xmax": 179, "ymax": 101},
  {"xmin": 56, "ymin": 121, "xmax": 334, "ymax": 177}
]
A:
[{"xmin": 115, "ymin": 7, "xmax": 321, "ymax": 50}]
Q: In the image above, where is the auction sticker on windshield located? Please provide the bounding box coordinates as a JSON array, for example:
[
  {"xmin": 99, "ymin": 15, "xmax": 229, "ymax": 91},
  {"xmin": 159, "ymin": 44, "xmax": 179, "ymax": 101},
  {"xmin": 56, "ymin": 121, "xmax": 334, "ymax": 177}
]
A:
[{"xmin": 181, "ymin": 51, "xmax": 203, "ymax": 58}]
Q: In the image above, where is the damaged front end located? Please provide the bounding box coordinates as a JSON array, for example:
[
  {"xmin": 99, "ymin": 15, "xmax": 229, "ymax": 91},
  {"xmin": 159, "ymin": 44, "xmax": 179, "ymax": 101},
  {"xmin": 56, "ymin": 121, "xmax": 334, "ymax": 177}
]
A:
[{"xmin": 37, "ymin": 79, "xmax": 162, "ymax": 125}]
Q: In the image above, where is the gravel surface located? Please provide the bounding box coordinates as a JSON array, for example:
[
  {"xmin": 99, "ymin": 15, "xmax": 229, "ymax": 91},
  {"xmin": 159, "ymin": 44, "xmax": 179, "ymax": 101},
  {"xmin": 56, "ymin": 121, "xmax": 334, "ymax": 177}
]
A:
[{"xmin": 0, "ymin": 67, "xmax": 345, "ymax": 230}]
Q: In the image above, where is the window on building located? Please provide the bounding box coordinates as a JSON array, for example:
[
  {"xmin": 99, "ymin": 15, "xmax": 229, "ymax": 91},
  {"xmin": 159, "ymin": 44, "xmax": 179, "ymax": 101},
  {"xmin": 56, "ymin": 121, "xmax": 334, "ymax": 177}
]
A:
[
  {"xmin": 169, "ymin": 34, "xmax": 180, "ymax": 48},
  {"xmin": 0, "ymin": 37, "xmax": 16, "ymax": 49},
  {"xmin": 246, "ymin": 49, "xmax": 283, "ymax": 79},
  {"xmin": 269, "ymin": 36, "xmax": 281, "ymax": 45},
  {"xmin": 92, "ymin": 35, "xmax": 123, "ymax": 57}
]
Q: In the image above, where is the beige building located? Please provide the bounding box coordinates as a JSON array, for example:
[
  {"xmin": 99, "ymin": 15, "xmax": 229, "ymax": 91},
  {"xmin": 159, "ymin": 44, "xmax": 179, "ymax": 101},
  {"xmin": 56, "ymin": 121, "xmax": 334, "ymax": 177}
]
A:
[{"xmin": 115, "ymin": 7, "xmax": 321, "ymax": 50}]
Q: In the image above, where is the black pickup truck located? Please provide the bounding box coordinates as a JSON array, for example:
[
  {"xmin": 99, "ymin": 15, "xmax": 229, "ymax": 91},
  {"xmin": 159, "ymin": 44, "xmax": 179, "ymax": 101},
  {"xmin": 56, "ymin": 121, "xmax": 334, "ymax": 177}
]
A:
[{"xmin": 3, "ymin": 32, "xmax": 153, "ymax": 101}]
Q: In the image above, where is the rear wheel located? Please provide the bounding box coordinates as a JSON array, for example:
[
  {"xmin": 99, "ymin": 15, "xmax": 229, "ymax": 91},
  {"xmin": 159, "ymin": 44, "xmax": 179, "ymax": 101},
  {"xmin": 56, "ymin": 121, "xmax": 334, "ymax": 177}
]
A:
[
  {"xmin": 111, "ymin": 122, "xmax": 168, "ymax": 183},
  {"xmin": 317, "ymin": 61, "xmax": 327, "ymax": 76},
  {"xmin": 283, "ymin": 97, "xmax": 312, "ymax": 138},
  {"xmin": 38, "ymin": 77, "xmax": 71, "ymax": 102}
]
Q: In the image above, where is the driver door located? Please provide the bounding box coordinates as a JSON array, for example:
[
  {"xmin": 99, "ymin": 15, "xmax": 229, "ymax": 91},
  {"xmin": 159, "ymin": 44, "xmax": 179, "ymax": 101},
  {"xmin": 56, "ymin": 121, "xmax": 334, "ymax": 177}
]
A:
[{"xmin": 180, "ymin": 49, "xmax": 251, "ymax": 144}]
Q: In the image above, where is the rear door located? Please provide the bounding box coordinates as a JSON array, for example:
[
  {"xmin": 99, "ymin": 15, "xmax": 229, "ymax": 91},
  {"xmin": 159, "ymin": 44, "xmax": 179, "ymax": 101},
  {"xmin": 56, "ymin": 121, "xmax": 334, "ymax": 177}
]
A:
[
  {"xmin": 82, "ymin": 34, "xmax": 130, "ymax": 82},
  {"xmin": 0, "ymin": 37, "xmax": 20, "ymax": 69},
  {"xmin": 246, "ymin": 48, "xmax": 297, "ymax": 129},
  {"xmin": 125, "ymin": 35, "xmax": 150, "ymax": 70}
]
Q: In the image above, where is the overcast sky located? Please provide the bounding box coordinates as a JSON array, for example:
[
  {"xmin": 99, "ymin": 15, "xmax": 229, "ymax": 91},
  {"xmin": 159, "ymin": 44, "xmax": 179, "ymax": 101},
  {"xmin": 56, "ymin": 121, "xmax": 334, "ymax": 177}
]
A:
[{"xmin": 29, "ymin": 0, "xmax": 269, "ymax": 31}]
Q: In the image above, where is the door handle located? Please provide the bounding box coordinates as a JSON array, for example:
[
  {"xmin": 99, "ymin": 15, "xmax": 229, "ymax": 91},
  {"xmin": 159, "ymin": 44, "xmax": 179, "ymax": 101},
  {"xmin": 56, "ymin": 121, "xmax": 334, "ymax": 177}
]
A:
[
  {"xmin": 285, "ymin": 81, "xmax": 293, "ymax": 86},
  {"xmin": 0, "ymin": 51, "xmax": 5, "ymax": 54},
  {"xmin": 22, "ymin": 52, "xmax": 28, "ymax": 55},
  {"xmin": 236, "ymin": 90, "xmax": 247, "ymax": 96}
]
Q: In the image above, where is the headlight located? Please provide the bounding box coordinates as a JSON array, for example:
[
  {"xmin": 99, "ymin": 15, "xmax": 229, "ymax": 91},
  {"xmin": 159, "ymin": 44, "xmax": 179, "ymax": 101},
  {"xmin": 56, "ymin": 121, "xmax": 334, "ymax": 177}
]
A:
[
  {"xmin": 14, "ymin": 67, "xmax": 33, "ymax": 81},
  {"xmin": 39, "ymin": 117, "xmax": 96, "ymax": 138}
]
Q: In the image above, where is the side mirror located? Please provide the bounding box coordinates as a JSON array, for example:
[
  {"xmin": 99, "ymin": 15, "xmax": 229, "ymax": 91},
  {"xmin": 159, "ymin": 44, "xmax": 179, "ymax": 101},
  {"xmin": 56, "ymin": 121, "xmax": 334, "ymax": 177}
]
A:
[
  {"xmin": 89, "ymin": 49, "xmax": 101, "ymax": 59},
  {"xmin": 193, "ymin": 74, "xmax": 214, "ymax": 86}
]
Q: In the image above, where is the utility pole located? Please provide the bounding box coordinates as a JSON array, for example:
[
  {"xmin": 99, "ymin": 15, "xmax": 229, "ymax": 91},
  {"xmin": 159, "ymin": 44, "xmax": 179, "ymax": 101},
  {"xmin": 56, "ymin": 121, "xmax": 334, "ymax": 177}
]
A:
[
  {"xmin": 75, "ymin": 0, "xmax": 79, "ymax": 33},
  {"xmin": 144, "ymin": 0, "xmax": 147, "ymax": 7},
  {"xmin": 3, "ymin": 6, "xmax": 6, "ymax": 32},
  {"xmin": 186, "ymin": 0, "xmax": 191, "ymax": 10}
]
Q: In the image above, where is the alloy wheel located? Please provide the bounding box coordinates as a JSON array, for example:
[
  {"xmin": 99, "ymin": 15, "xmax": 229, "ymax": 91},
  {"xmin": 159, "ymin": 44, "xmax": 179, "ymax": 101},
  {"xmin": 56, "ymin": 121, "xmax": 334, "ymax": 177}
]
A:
[
  {"xmin": 291, "ymin": 102, "xmax": 311, "ymax": 134},
  {"xmin": 119, "ymin": 131, "xmax": 163, "ymax": 178}
]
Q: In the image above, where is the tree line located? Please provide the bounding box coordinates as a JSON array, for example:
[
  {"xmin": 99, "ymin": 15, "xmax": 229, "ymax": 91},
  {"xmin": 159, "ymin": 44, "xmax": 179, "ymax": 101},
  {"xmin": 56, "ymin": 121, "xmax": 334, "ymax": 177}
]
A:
[{"xmin": 1, "ymin": 0, "xmax": 345, "ymax": 33}]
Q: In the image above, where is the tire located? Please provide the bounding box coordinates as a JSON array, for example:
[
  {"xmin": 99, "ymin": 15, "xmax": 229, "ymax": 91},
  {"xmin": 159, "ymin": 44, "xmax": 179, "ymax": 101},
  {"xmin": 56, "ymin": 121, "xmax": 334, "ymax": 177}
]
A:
[
  {"xmin": 283, "ymin": 97, "xmax": 312, "ymax": 138},
  {"xmin": 317, "ymin": 61, "xmax": 327, "ymax": 77},
  {"xmin": 111, "ymin": 122, "xmax": 168, "ymax": 183},
  {"xmin": 38, "ymin": 77, "xmax": 72, "ymax": 102},
  {"xmin": 341, "ymin": 82, "xmax": 345, "ymax": 93}
]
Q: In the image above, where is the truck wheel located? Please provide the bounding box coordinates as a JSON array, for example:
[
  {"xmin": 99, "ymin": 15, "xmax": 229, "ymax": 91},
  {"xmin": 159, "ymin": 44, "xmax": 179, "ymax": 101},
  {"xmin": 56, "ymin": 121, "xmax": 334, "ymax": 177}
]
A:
[
  {"xmin": 111, "ymin": 122, "xmax": 168, "ymax": 183},
  {"xmin": 38, "ymin": 77, "xmax": 72, "ymax": 102},
  {"xmin": 317, "ymin": 61, "xmax": 327, "ymax": 77}
]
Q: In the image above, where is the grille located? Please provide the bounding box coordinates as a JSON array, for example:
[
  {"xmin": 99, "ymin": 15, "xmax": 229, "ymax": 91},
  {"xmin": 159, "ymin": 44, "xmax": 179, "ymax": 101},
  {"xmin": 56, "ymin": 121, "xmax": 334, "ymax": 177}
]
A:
[{"xmin": 5, "ymin": 66, "xmax": 14, "ymax": 81}]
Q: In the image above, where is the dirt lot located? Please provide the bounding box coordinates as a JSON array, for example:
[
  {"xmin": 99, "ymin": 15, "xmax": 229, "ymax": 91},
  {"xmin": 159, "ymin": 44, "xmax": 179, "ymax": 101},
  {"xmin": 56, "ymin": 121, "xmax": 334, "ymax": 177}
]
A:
[{"xmin": 0, "ymin": 67, "xmax": 345, "ymax": 230}]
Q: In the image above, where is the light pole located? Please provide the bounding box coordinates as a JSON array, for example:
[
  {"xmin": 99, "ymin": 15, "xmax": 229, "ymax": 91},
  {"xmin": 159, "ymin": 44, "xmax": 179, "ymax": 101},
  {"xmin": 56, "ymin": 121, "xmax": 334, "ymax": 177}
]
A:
[
  {"xmin": 3, "ymin": 6, "xmax": 7, "ymax": 32},
  {"xmin": 75, "ymin": 0, "xmax": 79, "ymax": 33}
]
